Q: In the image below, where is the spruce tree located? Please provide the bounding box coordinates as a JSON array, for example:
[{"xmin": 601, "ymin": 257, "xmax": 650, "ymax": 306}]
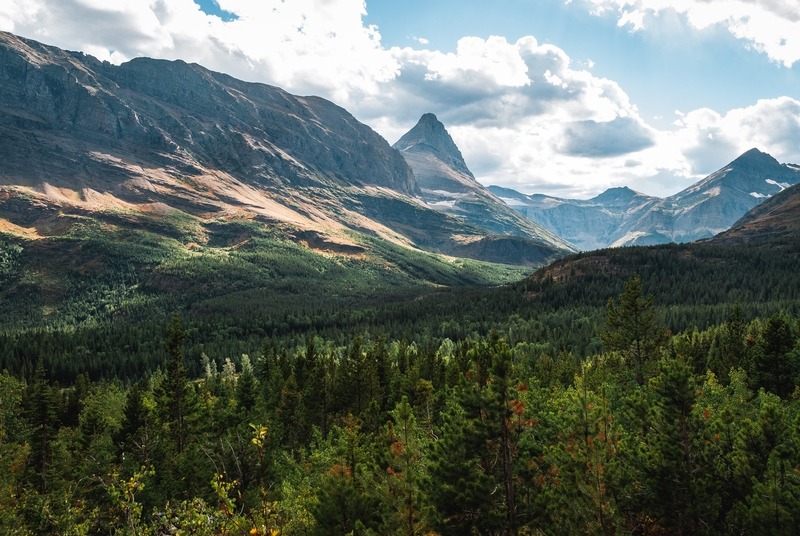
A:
[
  {"xmin": 158, "ymin": 313, "xmax": 189, "ymax": 454},
  {"xmin": 600, "ymin": 274, "xmax": 667, "ymax": 385},
  {"xmin": 24, "ymin": 362, "xmax": 60, "ymax": 493}
]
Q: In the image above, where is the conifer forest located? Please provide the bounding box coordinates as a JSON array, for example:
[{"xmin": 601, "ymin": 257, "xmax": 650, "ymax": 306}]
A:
[{"xmin": 2, "ymin": 239, "xmax": 800, "ymax": 536}]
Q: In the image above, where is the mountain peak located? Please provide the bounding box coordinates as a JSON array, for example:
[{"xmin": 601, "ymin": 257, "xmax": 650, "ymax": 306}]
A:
[
  {"xmin": 393, "ymin": 113, "xmax": 471, "ymax": 176},
  {"xmin": 593, "ymin": 186, "xmax": 635, "ymax": 199},
  {"xmin": 730, "ymin": 148, "xmax": 780, "ymax": 168},
  {"xmin": 590, "ymin": 186, "xmax": 652, "ymax": 206}
]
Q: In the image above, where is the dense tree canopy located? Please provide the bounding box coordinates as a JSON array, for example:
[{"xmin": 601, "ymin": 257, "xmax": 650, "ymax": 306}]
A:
[{"xmin": 1, "ymin": 270, "xmax": 799, "ymax": 535}]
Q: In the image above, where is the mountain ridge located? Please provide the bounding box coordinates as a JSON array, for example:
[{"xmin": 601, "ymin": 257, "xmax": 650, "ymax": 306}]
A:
[
  {"xmin": 705, "ymin": 179, "xmax": 800, "ymax": 244},
  {"xmin": 0, "ymin": 31, "xmax": 571, "ymax": 268},
  {"xmin": 490, "ymin": 148, "xmax": 800, "ymax": 250},
  {"xmin": 393, "ymin": 113, "xmax": 577, "ymax": 252}
]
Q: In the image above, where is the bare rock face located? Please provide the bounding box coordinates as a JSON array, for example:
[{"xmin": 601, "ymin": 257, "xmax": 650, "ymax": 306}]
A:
[
  {"xmin": 394, "ymin": 113, "xmax": 473, "ymax": 180},
  {"xmin": 491, "ymin": 149, "xmax": 800, "ymax": 250},
  {"xmin": 0, "ymin": 32, "xmax": 572, "ymax": 267},
  {"xmin": 664, "ymin": 149, "xmax": 800, "ymax": 243},
  {"xmin": 0, "ymin": 32, "xmax": 419, "ymax": 198},
  {"xmin": 393, "ymin": 114, "xmax": 576, "ymax": 252}
]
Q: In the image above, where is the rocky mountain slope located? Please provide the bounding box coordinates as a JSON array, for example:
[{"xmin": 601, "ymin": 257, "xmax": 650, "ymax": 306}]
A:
[
  {"xmin": 490, "ymin": 148, "xmax": 800, "ymax": 250},
  {"xmin": 706, "ymin": 180, "xmax": 800, "ymax": 244},
  {"xmin": 393, "ymin": 114, "xmax": 576, "ymax": 252},
  {"xmin": 0, "ymin": 31, "xmax": 570, "ymax": 270},
  {"xmin": 489, "ymin": 185, "xmax": 659, "ymax": 251}
]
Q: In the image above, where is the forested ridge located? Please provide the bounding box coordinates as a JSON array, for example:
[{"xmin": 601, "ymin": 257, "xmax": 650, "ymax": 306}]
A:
[{"xmin": 2, "ymin": 237, "xmax": 800, "ymax": 534}]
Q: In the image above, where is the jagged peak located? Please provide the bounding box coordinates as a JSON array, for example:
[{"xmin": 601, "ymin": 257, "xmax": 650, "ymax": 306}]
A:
[{"xmin": 393, "ymin": 113, "xmax": 472, "ymax": 176}]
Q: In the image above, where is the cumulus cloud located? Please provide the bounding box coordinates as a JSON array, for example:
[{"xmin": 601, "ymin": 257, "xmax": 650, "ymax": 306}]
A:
[
  {"xmin": 0, "ymin": 0, "xmax": 799, "ymax": 198},
  {"xmin": 0, "ymin": 0, "xmax": 399, "ymax": 105},
  {"xmin": 671, "ymin": 97, "xmax": 800, "ymax": 173},
  {"xmin": 561, "ymin": 117, "xmax": 656, "ymax": 157},
  {"xmin": 584, "ymin": 0, "xmax": 800, "ymax": 67}
]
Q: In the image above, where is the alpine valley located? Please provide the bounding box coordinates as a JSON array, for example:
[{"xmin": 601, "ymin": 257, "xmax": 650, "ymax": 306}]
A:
[
  {"xmin": 0, "ymin": 31, "xmax": 571, "ymax": 331},
  {"xmin": 3, "ymin": 30, "xmax": 800, "ymax": 536}
]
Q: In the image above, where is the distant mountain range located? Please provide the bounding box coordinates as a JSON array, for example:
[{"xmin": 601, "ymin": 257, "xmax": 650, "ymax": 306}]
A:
[
  {"xmin": 490, "ymin": 149, "xmax": 800, "ymax": 250},
  {"xmin": 0, "ymin": 31, "xmax": 569, "ymax": 269}
]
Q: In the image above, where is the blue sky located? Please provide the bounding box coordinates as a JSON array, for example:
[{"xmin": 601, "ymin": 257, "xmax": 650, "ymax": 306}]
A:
[
  {"xmin": 364, "ymin": 0, "xmax": 799, "ymax": 131},
  {"xmin": 2, "ymin": 0, "xmax": 799, "ymax": 198}
]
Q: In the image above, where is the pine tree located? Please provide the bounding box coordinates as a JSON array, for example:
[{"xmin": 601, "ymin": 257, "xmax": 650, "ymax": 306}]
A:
[
  {"xmin": 752, "ymin": 312, "xmax": 799, "ymax": 398},
  {"xmin": 235, "ymin": 354, "xmax": 258, "ymax": 412},
  {"xmin": 600, "ymin": 274, "xmax": 667, "ymax": 385},
  {"xmin": 640, "ymin": 357, "xmax": 719, "ymax": 533},
  {"xmin": 381, "ymin": 397, "xmax": 426, "ymax": 536},
  {"xmin": 158, "ymin": 313, "xmax": 189, "ymax": 454},
  {"xmin": 724, "ymin": 302, "xmax": 747, "ymax": 370},
  {"xmin": 116, "ymin": 381, "xmax": 150, "ymax": 463},
  {"xmin": 427, "ymin": 334, "xmax": 529, "ymax": 535},
  {"xmin": 24, "ymin": 362, "xmax": 60, "ymax": 493}
]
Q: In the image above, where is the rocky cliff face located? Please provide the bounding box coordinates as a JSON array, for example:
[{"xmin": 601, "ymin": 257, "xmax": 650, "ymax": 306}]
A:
[
  {"xmin": 0, "ymin": 32, "xmax": 571, "ymax": 267},
  {"xmin": 393, "ymin": 114, "xmax": 576, "ymax": 252},
  {"xmin": 491, "ymin": 149, "xmax": 800, "ymax": 250},
  {"xmin": 0, "ymin": 32, "xmax": 419, "ymax": 198}
]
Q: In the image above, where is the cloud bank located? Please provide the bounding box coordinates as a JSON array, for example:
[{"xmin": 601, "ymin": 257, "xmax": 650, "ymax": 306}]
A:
[
  {"xmin": 1, "ymin": 0, "xmax": 799, "ymax": 198},
  {"xmin": 585, "ymin": 0, "xmax": 800, "ymax": 67}
]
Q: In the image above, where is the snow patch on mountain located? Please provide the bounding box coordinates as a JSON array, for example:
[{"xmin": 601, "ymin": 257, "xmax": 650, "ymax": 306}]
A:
[
  {"xmin": 499, "ymin": 197, "xmax": 528, "ymax": 207},
  {"xmin": 766, "ymin": 179, "xmax": 790, "ymax": 190}
]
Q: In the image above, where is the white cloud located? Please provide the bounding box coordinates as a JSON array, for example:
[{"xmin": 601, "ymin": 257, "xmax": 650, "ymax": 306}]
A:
[
  {"xmin": 0, "ymin": 0, "xmax": 799, "ymax": 199},
  {"xmin": 584, "ymin": 0, "xmax": 800, "ymax": 66},
  {"xmin": 670, "ymin": 97, "xmax": 800, "ymax": 173},
  {"xmin": 0, "ymin": 0, "xmax": 399, "ymax": 106}
]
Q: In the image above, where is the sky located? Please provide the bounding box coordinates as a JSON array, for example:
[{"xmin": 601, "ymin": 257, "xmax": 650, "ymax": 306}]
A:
[{"xmin": 1, "ymin": 0, "xmax": 799, "ymax": 199}]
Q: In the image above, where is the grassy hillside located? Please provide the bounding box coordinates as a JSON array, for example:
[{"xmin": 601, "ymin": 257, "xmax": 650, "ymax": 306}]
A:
[{"xmin": 0, "ymin": 216, "xmax": 530, "ymax": 330}]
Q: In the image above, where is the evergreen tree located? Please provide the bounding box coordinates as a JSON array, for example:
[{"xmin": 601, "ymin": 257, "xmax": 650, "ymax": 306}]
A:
[
  {"xmin": 751, "ymin": 312, "xmax": 799, "ymax": 398},
  {"xmin": 600, "ymin": 274, "xmax": 668, "ymax": 385},
  {"xmin": 724, "ymin": 302, "xmax": 747, "ymax": 370},
  {"xmin": 158, "ymin": 313, "xmax": 190, "ymax": 454},
  {"xmin": 380, "ymin": 397, "xmax": 427, "ymax": 535},
  {"xmin": 235, "ymin": 354, "xmax": 258, "ymax": 412},
  {"xmin": 640, "ymin": 357, "xmax": 719, "ymax": 533},
  {"xmin": 427, "ymin": 334, "xmax": 529, "ymax": 535},
  {"xmin": 116, "ymin": 381, "xmax": 151, "ymax": 463},
  {"xmin": 24, "ymin": 362, "xmax": 60, "ymax": 494}
]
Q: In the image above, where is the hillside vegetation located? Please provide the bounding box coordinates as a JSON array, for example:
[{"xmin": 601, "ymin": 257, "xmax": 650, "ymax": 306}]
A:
[{"xmin": 2, "ymin": 262, "xmax": 800, "ymax": 535}]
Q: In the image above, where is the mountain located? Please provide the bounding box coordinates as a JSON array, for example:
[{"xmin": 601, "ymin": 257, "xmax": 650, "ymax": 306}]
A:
[
  {"xmin": 0, "ymin": 31, "xmax": 579, "ymax": 330},
  {"xmin": 706, "ymin": 180, "xmax": 800, "ymax": 244},
  {"xmin": 0, "ymin": 31, "xmax": 571, "ymax": 275},
  {"xmin": 393, "ymin": 114, "xmax": 576, "ymax": 252},
  {"xmin": 490, "ymin": 148, "xmax": 800, "ymax": 250},
  {"xmin": 489, "ymin": 185, "xmax": 659, "ymax": 251}
]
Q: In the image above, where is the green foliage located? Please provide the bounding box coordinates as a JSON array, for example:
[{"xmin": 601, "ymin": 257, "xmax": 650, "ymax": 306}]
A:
[
  {"xmin": 2, "ymin": 228, "xmax": 800, "ymax": 534},
  {"xmin": 599, "ymin": 273, "xmax": 668, "ymax": 384}
]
